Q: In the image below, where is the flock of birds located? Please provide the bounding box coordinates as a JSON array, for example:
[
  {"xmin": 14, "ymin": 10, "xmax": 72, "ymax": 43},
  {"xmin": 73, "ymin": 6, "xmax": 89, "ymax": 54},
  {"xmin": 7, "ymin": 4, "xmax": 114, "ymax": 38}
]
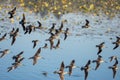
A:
[{"xmin": 0, "ymin": 7, "xmax": 120, "ymax": 80}]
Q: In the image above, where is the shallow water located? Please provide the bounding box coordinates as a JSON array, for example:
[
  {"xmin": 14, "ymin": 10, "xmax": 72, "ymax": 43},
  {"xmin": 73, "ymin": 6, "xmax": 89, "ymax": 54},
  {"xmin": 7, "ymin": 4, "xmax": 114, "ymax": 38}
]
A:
[{"xmin": 0, "ymin": 8, "xmax": 120, "ymax": 80}]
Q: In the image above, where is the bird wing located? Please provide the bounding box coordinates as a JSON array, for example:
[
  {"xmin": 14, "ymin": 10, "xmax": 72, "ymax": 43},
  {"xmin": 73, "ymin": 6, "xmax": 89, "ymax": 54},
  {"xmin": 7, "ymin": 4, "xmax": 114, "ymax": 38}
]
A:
[
  {"xmin": 56, "ymin": 39, "xmax": 60, "ymax": 47},
  {"xmin": 37, "ymin": 21, "xmax": 42, "ymax": 27},
  {"xmin": 112, "ymin": 68, "xmax": 116, "ymax": 79},
  {"xmin": 95, "ymin": 62, "xmax": 100, "ymax": 70},
  {"xmin": 97, "ymin": 47, "xmax": 102, "ymax": 55},
  {"xmin": 11, "ymin": 36, "xmax": 16, "ymax": 45},
  {"xmin": 35, "ymin": 48, "xmax": 41, "ymax": 56},
  {"xmin": 84, "ymin": 69, "xmax": 88, "ymax": 80},
  {"xmin": 64, "ymin": 33, "xmax": 67, "ymax": 40},
  {"xmin": 59, "ymin": 73, "xmax": 64, "ymax": 80},
  {"xmin": 0, "ymin": 53, "xmax": 5, "ymax": 58},
  {"xmin": 85, "ymin": 60, "xmax": 91, "ymax": 67},
  {"xmin": 33, "ymin": 57, "xmax": 37, "ymax": 65},
  {"xmin": 113, "ymin": 43, "xmax": 119, "ymax": 50}
]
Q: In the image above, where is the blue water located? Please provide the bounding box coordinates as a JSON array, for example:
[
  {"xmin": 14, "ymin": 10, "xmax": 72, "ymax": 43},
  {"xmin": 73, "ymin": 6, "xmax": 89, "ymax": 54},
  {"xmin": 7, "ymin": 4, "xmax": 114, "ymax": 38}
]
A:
[{"xmin": 0, "ymin": 8, "xmax": 120, "ymax": 80}]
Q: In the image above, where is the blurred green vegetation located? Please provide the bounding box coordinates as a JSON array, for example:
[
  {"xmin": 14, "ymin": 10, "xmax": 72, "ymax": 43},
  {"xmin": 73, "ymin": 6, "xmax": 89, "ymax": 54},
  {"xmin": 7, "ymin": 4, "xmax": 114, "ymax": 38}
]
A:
[{"xmin": 0, "ymin": 0, "xmax": 120, "ymax": 17}]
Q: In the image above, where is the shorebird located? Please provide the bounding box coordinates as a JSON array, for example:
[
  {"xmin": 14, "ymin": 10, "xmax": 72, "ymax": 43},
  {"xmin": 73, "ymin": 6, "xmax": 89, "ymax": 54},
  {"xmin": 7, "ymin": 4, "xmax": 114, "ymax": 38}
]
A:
[
  {"xmin": 96, "ymin": 42, "xmax": 105, "ymax": 55},
  {"xmin": 46, "ymin": 33, "xmax": 56, "ymax": 50},
  {"xmin": 35, "ymin": 21, "xmax": 43, "ymax": 29},
  {"xmin": 54, "ymin": 61, "xmax": 67, "ymax": 80},
  {"xmin": 0, "ymin": 49, "xmax": 10, "ymax": 58},
  {"xmin": 8, "ymin": 7, "xmax": 16, "ymax": 18},
  {"xmin": 65, "ymin": 59, "xmax": 76, "ymax": 76},
  {"xmin": 64, "ymin": 28, "xmax": 69, "ymax": 40},
  {"xmin": 92, "ymin": 55, "xmax": 105, "ymax": 70},
  {"xmin": 32, "ymin": 40, "xmax": 39, "ymax": 48},
  {"xmin": 82, "ymin": 19, "xmax": 90, "ymax": 28},
  {"xmin": 8, "ymin": 57, "xmax": 24, "ymax": 72},
  {"xmin": 11, "ymin": 28, "xmax": 19, "ymax": 45},
  {"xmin": 49, "ymin": 23, "xmax": 56, "ymax": 34},
  {"xmin": 29, "ymin": 48, "xmax": 42, "ymax": 65},
  {"xmin": 108, "ymin": 58, "xmax": 119, "ymax": 79},
  {"xmin": 19, "ymin": 13, "xmax": 26, "ymax": 31},
  {"xmin": 53, "ymin": 39, "xmax": 60, "ymax": 49},
  {"xmin": 112, "ymin": 36, "xmax": 120, "ymax": 50},
  {"xmin": 12, "ymin": 51, "xmax": 24, "ymax": 62},
  {"xmin": 24, "ymin": 25, "xmax": 35, "ymax": 34},
  {"xmin": 109, "ymin": 56, "xmax": 118, "ymax": 62},
  {"xmin": 81, "ymin": 60, "xmax": 91, "ymax": 80},
  {"xmin": 0, "ymin": 33, "xmax": 7, "ymax": 42}
]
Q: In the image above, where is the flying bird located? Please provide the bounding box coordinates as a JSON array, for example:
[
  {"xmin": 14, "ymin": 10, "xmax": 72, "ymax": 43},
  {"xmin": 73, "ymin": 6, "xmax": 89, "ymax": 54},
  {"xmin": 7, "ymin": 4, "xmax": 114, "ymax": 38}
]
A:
[
  {"xmin": 64, "ymin": 28, "xmax": 69, "ymax": 40},
  {"xmin": 8, "ymin": 7, "xmax": 16, "ymax": 18},
  {"xmin": 81, "ymin": 60, "xmax": 91, "ymax": 80},
  {"xmin": 0, "ymin": 33, "xmax": 7, "ymax": 42},
  {"xmin": 0, "ymin": 49, "xmax": 10, "ymax": 58},
  {"xmin": 92, "ymin": 55, "xmax": 104, "ymax": 70},
  {"xmin": 49, "ymin": 23, "xmax": 56, "ymax": 34},
  {"xmin": 19, "ymin": 13, "xmax": 26, "ymax": 31},
  {"xmin": 11, "ymin": 28, "xmax": 19, "ymax": 45},
  {"xmin": 12, "ymin": 51, "xmax": 24, "ymax": 62},
  {"xmin": 32, "ymin": 40, "xmax": 39, "ymax": 48},
  {"xmin": 8, "ymin": 57, "xmax": 24, "ymax": 72},
  {"xmin": 66, "ymin": 59, "xmax": 76, "ymax": 76},
  {"xmin": 54, "ymin": 61, "xmax": 67, "ymax": 80},
  {"xmin": 108, "ymin": 58, "xmax": 119, "ymax": 79},
  {"xmin": 29, "ymin": 48, "xmax": 42, "ymax": 65},
  {"xmin": 82, "ymin": 19, "xmax": 90, "ymax": 28},
  {"xmin": 112, "ymin": 36, "xmax": 120, "ymax": 50},
  {"xmin": 96, "ymin": 42, "xmax": 105, "ymax": 55},
  {"xmin": 109, "ymin": 56, "xmax": 118, "ymax": 62}
]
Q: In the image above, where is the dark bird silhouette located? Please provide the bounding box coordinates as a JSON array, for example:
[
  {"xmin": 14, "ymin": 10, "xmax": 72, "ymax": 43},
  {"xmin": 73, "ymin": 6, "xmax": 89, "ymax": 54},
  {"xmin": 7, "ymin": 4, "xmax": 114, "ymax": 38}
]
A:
[
  {"xmin": 42, "ymin": 43, "xmax": 48, "ymax": 49},
  {"xmin": 96, "ymin": 42, "xmax": 105, "ymax": 55},
  {"xmin": 109, "ymin": 56, "xmax": 118, "ymax": 62},
  {"xmin": 8, "ymin": 57, "xmax": 24, "ymax": 72},
  {"xmin": 53, "ymin": 39, "xmax": 60, "ymax": 49},
  {"xmin": 64, "ymin": 28, "xmax": 69, "ymax": 40},
  {"xmin": 81, "ymin": 60, "xmax": 91, "ymax": 80},
  {"xmin": 112, "ymin": 36, "xmax": 120, "ymax": 50},
  {"xmin": 54, "ymin": 61, "xmax": 67, "ymax": 80},
  {"xmin": 108, "ymin": 58, "xmax": 118, "ymax": 79},
  {"xmin": 92, "ymin": 55, "xmax": 104, "ymax": 70},
  {"xmin": 12, "ymin": 51, "xmax": 24, "ymax": 62},
  {"xmin": 82, "ymin": 19, "xmax": 90, "ymax": 28},
  {"xmin": 11, "ymin": 28, "xmax": 19, "ymax": 45},
  {"xmin": 24, "ymin": 25, "xmax": 35, "ymax": 34},
  {"xmin": 8, "ymin": 7, "xmax": 16, "ymax": 18},
  {"xmin": 19, "ymin": 13, "xmax": 26, "ymax": 31},
  {"xmin": 35, "ymin": 21, "xmax": 43, "ymax": 29},
  {"xmin": 0, "ymin": 33, "xmax": 7, "ymax": 42},
  {"xmin": 49, "ymin": 23, "xmax": 56, "ymax": 33},
  {"xmin": 32, "ymin": 40, "xmax": 39, "ymax": 48},
  {"xmin": 29, "ymin": 48, "xmax": 42, "ymax": 65},
  {"xmin": 0, "ymin": 49, "xmax": 10, "ymax": 58},
  {"xmin": 66, "ymin": 60, "xmax": 76, "ymax": 76}
]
